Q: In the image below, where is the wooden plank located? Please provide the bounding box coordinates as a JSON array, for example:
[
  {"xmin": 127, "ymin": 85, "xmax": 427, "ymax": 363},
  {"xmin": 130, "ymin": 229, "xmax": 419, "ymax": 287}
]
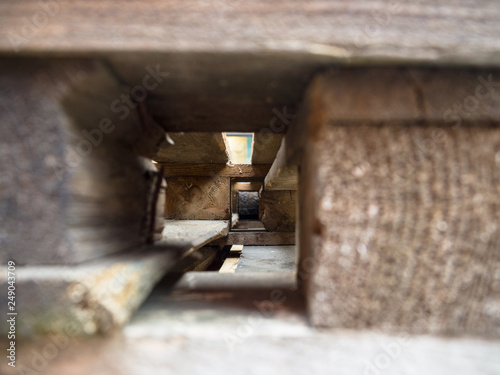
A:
[
  {"xmin": 155, "ymin": 133, "xmax": 230, "ymax": 163},
  {"xmin": 164, "ymin": 177, "xmax": 230, "ymax": 220},
  {"xmin": 169, "ymin": 247, "xmax": 219, "ymax": 273},
  {"xmin": 235, "ymin": 246, "xmax": 296, "ymax": 273},
  {"xmin": 296, "ymin": 72, "xmax": 500, "ymax": 336},
  {"xmin": 259, "ymin": 191, "xmax": 297, "ymax": 232},
  {"xmin": 1, "ymin": 1, "xmax": 500, "ymax": 67},
  {"xmin": 219, "ymin": 257, "xmax": 239, "ymax": 274},
  {"xmin": 264, "ymin": 139, "xmax": 298, "ymax": 190},
  {"xmin": 160, "ymin": 163, "xmax": 271, "ymax": 178},
  {"xmin": 0, "ymin": 220, "xmax": 228, "ymax": 336},
  {"xmin": 251, "ymin": 133, "xmax": 284, "ymax": 164},
  {"xmin": 211, "ymin": 231, "xmax": 295, "ymax": 246},
  {"xmin": 158, "ymin": 220, "xmax": 230, "ymax": 255},
  {"xmin": 0, "ymin": 58, "xmax": 166, "ymax": 265}
]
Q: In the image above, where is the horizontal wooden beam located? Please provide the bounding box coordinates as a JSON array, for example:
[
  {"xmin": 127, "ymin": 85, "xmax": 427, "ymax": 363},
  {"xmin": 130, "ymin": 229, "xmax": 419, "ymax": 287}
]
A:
[
  {"xmin": 155, "ymin": 133, "xmax": 230, "ymax": 164},
  {"xmin": 211, "ymin": 231, "xmax": 295, "ymax": 246},
  {"xmin": 1, "ymin": 1, "xmax": 500, "ymax": 66},
  {"xmin": 160, "ymin": 163, "xmax": 271, "ymax": 178},
  {"xmin": 264, "ymin": 139, "xmax": 298, "ymax": 190}
]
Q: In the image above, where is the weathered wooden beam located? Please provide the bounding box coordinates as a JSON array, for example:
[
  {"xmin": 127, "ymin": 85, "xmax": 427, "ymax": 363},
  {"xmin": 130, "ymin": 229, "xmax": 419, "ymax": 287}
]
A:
[
  {"xmin": 1, "ymin": 1, "xmax": 500, "ymax": 67},
  {"xmin": 211, "ymin": 231, "xmax": 295, "ymax": 246},
  {"xmin": 164, "ymin": 177, "xmax": 230, "ymax": 220},
  {"xmin": 251, "ymin": 133, "xmax": 284, "ymax": 164},
  {"xmin": 259, "ymin": 191, "xmax": 297, "ymax": 232},
  {"xmin": 160, "ymin": 163, "xmax": 271, "ymax": 178},
  {"xmin": 295, "ymin": 69, "xmax": 500, "ymax": 337},
  {"xmin": 0, "ymin": 58, "xmax": 166, "ymax": 265},
  {"xmin": 155, "ymin": 132, "xmax": 230, "ymax": 163},
  {"xmin": 264, "ymin": 139, "xmax": 298, "ymax": 190},
  {"xmin": 0, "ymin": 220, "xmax": 228, "ymax": 336}
]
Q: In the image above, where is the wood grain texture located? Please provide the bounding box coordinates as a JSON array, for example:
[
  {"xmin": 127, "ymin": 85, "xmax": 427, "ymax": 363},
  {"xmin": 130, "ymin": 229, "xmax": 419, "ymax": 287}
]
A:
[
  {"xmin": 0, "ymin": 58, "xmax": 165, "ymax": 265},
  {"xmin": 299, "ymin": 121, "xmax": 500, "ymax": 336},
  {"xmin": 164, "ymin": 177, "xmax": 230, "ymax": 220},
  {"xmin": 251, "ymin": 133, "xmax": 284, "ymax": 164},
  {"xmin": 1, "ymin": 1, "xmax": 500, "ymax": 66},
  {"xmin": 211, "ymin": 231, "xmax": 295, "ymax": 246},
  {"xmin": 161, "ymin": 163, "xmax": 270, "ymax": 178},
  {"xmin": 155, "ymin": 132, "xmax": 230, "ymax": 163},
  {"xmin": 259, "ymin": 190, "xmax": 297, "ymax": 232},
  {"xmin": 264, "ymin": 139, "xmax": 298, "ymax": 190},
  {"xmin": 0, "ymin": 221, "xmax": 228, "ymax": 335}
]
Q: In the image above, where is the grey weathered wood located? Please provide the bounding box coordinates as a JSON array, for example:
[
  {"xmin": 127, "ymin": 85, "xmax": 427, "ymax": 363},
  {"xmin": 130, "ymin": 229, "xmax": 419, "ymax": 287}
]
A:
[
  {"xmin": 264, "ymin": 139, "xmax": 298, "ymax": 190},
  {"xmin": 0, "ymin": 58, "xmax": 166, "ymax": 265},
  {"xmin": 160, "ymin": 164, "xmax": 270, "ymax": 178},
  {"xmin": 295, "ymin": 71, "xmax": 500, "ymax": 336},
  {"xmin": 155, "ymin": 133, "xmax": 230, "ymax": 163},
  {"xmin": 1, "ymin": 1, "xmax": 500, "ymax": 67},
  {"xmin": 164, "ymin": 177, "xmax": 230, "ymax": 220},
  {"xmin": 158, "ymin": 220, "xmax": 230, "ymax": 256},
  {"xmin": 259, "ymin": 190, "xmax": 297, "ymax": 232},
  {"xmin": 211, "ymin": 231, "xmax": 295, "ymax": 246},
  {"xmin": 0, "ymin": 220, "xmax": 228, "ymax": 336}
]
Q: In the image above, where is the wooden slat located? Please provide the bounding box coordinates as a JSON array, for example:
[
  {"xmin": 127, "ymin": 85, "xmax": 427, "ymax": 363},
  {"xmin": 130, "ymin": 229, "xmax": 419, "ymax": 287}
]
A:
[
  {"xmin": 164, "ymin": 177, "xmax": 230, "ymax": 220},
  {"xmin": 0, "ymin": 220, "xmax": 229, "ymax": 335},
  {"xmin": 1, "ymin": 1, "xmax": 500, "ymax": 67},
  {"xmin": 259, "ymin": 191, "xmax": 297, "ymax": 232},
  {"xmin": 295, "ymin": 70, "xmax": 500, "ymax": 336},
  {"xmin": 155, "ymin": 133, "xmax": 230, "ymax": 163},
  {"xmin": 0, "ymin": 58, "xmax": 166, "ymax": 265},
  {"xmin": 219, "ymin": 257, "xmax": 239, "ymax": 274},
  {"xmin": 160, "ymin": 163, "xmax": 271, "ymax": 178},
  {"xmin": 251, "ymin": 133, "xmax": 284, "ymax": 164},
  {"xmin": 264, "ymin": 139, "xmax": 298, "ymax": 190},
  {"xmin": 158, "ymin": 220, "xmax": 230, "ymax": 254},
  {"xmin": 211, "ymin": 231, "xmax": 295, "ymax": 246}
]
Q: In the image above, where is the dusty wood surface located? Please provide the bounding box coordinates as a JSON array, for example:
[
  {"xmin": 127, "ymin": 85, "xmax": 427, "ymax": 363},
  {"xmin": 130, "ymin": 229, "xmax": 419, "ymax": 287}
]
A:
[
  {"xmin": 158, "ymin": 220, "xmax": 229, "ymax": 255},
  {"xmin": 164, "ymin": 177, "xmax": 230, "ymax": 220},
  {"xmin": 259, "ymin": 190, "xmax": 297, "ymax": 232},
  {"xmin": 168, "ymin": 247, "xmax": 218, "ymax": 273},
  {"xmin": 264, "ymin": 139, "xmax": 298, "ymax": 190},
  {"xmin": 236, "ymin": 246, "xmax": 296, "ymax": 273},
  {"xmin": 211, "ymin": 231, "xmax": 295, "ymax": 246},
  {"xmin": 251, "ymin": 133, "xmax": 284, "ymax": 164},
  {"xmin": 2, "ymin": 280, "xmax": 499, "ymax": 375},
  {"xmin": 298, "ymin": 117, "xmax": 500, "ymax": 335},
  {"xmin": 0, "ymin": 221, "xmax": 228, "ymax": 336},
  {"xmin": 155, "ymin": 132, "xmax": 230, "ymax": 163},
  {"xmin": 1, "ymin": 1, "xmax": 500, "ymax": 67},
  {"xmin": 161, "ymin": 163, "xmax": 270, "ymax": 178},
  {"xmin": 0, "ymin": 58, "xmax": 165, "ymax": 265}
]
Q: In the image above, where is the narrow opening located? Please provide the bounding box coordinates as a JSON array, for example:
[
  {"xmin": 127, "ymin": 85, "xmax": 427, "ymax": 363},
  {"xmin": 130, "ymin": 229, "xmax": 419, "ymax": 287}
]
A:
[{"xmin": 225, "ymin": 132, "xmax": 253, "ymax": 164}]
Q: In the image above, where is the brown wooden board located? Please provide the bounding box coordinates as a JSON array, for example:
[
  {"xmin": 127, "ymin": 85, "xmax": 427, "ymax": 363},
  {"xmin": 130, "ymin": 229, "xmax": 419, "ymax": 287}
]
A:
[
  {"xmin": 161, "ymin": 163, "xmax": 270, "ymax": 178},
  {"xmin": 251, "ymin": 133, "xmax": 284, "ymax": 164},
  {"xmin": 1, "ymin": 1, "xmax": 500, "ymax": 67},
  {"xmin": 164, "ymin": 177, "xmax": 230, "ymax": 220},
  {"xmin": 264, "ymin": 139, "xmax": 297, "ymax": 190},
  {"xmin": 0, "ymin": 58, "xmax": 165, "ymax": 265},
  {"xmin": 259, "ymin": 191, "xmax": 297, "ymax": 232},
  {"xmin": 155, "ymin": 133, "xmax": 230, "ymax": 163},
  {"xmin": 295, "ymin": 71, "xmax": 500, "ymax": 336},
  {"xmin": 211, "ymin": 231, "xmax": 295, "ymax": 246}
]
